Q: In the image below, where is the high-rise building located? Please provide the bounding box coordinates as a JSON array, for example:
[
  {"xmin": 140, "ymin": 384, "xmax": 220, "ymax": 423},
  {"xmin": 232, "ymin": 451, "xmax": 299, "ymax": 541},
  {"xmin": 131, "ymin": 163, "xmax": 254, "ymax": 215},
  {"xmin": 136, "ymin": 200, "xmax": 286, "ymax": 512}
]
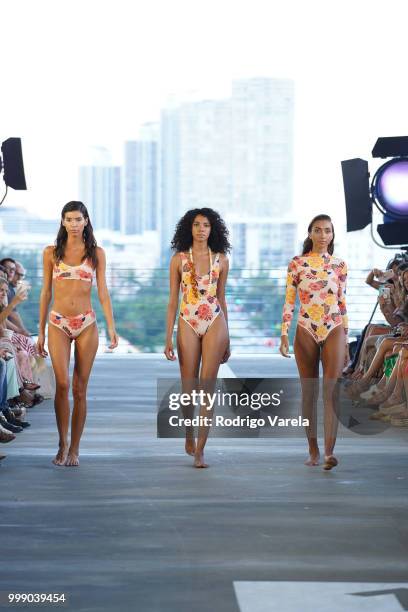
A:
[
  {"xmin": 231, "ymin": 78, "xmax": 294, "ymax": 217},
  {"xmin": 160, "ymin": 105, "xmax": 180, "ymax": 259},
  {"xmin": 122, "ymin": 123, "xmax": 158, "ymax": 235},
  {"xmin": 228, "ymin": 217, "xmax": 297, "ymax": 269},
  {"xmin": 78, "ymin": 148, "xmax": 121, "ymax": 232},
  {"xmin": 0, "ymin": 207, "xmax": 58, "ymax": 235},
  {"xmin": 159, "ymin": 78, "xmax": 295, "ymax": 262}
]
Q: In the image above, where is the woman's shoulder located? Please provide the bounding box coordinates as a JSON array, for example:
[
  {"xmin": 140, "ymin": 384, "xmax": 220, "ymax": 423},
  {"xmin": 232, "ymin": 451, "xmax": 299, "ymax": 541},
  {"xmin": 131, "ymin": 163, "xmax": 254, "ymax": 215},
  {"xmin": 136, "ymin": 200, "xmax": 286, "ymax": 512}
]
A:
[
  {"xmin": 172, "ymin": 251, "xmax": 187, "ymax": 261},
  {"xmin": 288, "ymin": 255, "xmax": 302, "ymax": 268},
  {"xmin": 170, "ymin": 252, "xmax": 186, "ymax": 269},
  {"xmin": 43, "ymin": 245, "xmax": 55, "ymax": 261}
]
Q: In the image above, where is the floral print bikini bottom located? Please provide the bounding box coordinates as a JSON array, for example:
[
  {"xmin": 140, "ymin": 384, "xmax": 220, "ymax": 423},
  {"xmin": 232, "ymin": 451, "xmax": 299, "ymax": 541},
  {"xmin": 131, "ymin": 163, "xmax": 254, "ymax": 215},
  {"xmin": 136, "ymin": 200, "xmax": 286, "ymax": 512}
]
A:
[{"xmin": 48, "ymin": 309, "xmax": 96, "ymax": 340}]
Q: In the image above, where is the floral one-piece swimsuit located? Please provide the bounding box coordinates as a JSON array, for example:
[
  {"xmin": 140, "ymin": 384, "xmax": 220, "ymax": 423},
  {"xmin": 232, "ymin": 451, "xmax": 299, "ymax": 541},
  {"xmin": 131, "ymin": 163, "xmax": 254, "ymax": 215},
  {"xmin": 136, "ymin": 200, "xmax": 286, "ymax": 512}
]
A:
[
  {"xmin": 281, "ymin": 251, "xmax": 348, "ymax": 346},
  {"xmin": 179, "ymin": 248, "xmax": 221, "ymax": 338}
]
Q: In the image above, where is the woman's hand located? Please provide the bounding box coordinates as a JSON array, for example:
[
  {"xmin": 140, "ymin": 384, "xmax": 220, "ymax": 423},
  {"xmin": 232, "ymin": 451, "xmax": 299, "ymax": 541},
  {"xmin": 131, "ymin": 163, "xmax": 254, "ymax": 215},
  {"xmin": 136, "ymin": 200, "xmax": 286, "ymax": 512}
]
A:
[
  {"xmin": 221, "ymin": 342, "xmax": 231, "ymax": 364},
  {"xmin": 36, "ymin": 332, "xmax": 48, "ymax": 357},
  {"xmin": 164, "ymin": 340, "xmax": 176, "ymax": 361},
  {"xmin": 108, "ymin": 328, "xmax": 119, "ymax": 350},
  {"xmin": 13, "ymin": 285, "xmax": 28, "ymax": 304},
  {"xmin": 279, "ymin": 336, "xmax": 291, "ymax": 358}
]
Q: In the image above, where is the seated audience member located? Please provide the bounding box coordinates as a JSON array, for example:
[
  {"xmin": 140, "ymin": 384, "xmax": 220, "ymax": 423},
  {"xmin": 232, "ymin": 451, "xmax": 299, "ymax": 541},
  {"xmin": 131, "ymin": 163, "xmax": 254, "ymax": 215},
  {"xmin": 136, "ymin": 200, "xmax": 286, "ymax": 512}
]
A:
[{"xmin": 346, "ymin": 261, "xmax": 408, "ymax": 378}]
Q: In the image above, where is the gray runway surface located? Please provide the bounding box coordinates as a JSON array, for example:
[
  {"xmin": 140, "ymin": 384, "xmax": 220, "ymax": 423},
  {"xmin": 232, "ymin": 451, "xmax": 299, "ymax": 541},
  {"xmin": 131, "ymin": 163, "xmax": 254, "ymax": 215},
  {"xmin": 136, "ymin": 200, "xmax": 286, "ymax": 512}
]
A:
[{"xmin": 0, "ymin": 356, "xmax": 407, "ymax": 612}]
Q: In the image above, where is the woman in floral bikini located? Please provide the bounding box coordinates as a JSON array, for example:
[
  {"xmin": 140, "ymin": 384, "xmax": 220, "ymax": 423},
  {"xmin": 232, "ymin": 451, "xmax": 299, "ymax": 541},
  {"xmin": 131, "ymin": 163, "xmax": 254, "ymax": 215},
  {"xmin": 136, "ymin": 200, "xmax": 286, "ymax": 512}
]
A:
[
  {"xmin": 279, "ymin": 214, "xmax": 349, "ymax": 471},
  {"xmin": 37, "ymin": 202, "xmax": 118, "ymax": 467},
  {"xmin": 165, "ymin": 208, "xmax": 231, "ymax": 468}
]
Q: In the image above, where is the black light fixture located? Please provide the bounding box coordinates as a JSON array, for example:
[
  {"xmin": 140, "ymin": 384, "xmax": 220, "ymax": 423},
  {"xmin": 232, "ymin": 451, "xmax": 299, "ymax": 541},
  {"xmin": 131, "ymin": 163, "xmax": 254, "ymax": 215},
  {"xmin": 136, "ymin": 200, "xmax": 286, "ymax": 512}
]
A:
[
  {"xmin": 342, "ymin": 136, "xmax": 408, "ymax": 247},
  {"xmin": 0, "ymin": 137, "xmax": 27, "ymax": 206}
]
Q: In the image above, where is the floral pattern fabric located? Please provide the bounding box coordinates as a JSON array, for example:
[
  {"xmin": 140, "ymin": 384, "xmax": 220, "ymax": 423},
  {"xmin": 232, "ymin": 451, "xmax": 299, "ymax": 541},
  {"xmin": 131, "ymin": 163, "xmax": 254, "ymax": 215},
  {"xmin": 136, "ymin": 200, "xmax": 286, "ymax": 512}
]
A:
[
  {"xmin": 53, "ymin": 258, "xmax": 94, "ymax": 283},
  {"xmin": 281, "ymin": 251, "xmax": 348, "ymax": 344},
  {"xmin": 179, "ymin": 251, "xmax": 221, "ymax": 337},
  {"xmin": 49, "ymin": 309, "xmax": 96, "ymax": 340}
]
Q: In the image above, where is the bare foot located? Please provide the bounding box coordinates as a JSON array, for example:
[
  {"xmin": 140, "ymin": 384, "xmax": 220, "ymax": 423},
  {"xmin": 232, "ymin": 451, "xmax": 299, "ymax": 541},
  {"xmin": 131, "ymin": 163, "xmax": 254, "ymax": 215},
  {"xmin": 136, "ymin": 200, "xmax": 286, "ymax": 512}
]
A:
[
  {"xmin": 305, "ymin": 452, "xmax": 320, "ymax": 466},
  {"xmin": 185, "ymin": 437, "xmax": 196, "ymax": 456},
  {"xmin": 380, "ymin": 393, "xmax": 403, "ymax": 409},
  {"xmin": 350, "ymin": 367, "xmax": 364, "ymax": 380},
  {"xmin": 65, "ymin": 450, "xmax": 79, "ymax": 467},
  {"xmin": 52, "ymin": 446, "xmax": 68, "ymax": 466},
  {"xmin": 365, "ymin": 389, "xmax": 389, "ymax": 405},
  {"xmin": 323, "ymin": 455, "xmax": 338, "ymax": 471},
  {"xmin": 194, "ymin": 450, "xmax": 208, "ymax": 468}
]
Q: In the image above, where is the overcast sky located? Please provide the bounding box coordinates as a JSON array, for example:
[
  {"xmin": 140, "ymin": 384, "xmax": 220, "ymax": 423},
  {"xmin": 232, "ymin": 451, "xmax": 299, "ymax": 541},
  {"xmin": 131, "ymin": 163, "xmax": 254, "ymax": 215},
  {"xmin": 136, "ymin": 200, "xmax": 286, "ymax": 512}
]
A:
[{"xmin": 1, "ymin": 0, "xmax": 408, "ymax": 243}]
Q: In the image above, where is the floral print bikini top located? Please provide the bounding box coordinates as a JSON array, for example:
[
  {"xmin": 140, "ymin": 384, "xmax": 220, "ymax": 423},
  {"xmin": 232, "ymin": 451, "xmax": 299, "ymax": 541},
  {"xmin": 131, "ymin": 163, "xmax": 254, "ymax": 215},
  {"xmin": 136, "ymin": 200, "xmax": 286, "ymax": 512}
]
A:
[
  {"xmin": 53, "ymin": 258, "xmax": 94, "ymax": 283},
  {"xmin": 281, "ymin": 251, "xmax": 348, "ymax": 344}
]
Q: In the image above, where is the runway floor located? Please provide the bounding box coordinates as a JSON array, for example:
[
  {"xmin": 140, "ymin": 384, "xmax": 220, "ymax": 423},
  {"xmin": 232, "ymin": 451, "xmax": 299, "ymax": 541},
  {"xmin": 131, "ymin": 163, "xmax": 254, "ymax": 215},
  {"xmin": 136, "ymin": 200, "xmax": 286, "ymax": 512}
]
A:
[{"xmin": 1, "ymin": 356, "xmax": 407, "ymax": 612}]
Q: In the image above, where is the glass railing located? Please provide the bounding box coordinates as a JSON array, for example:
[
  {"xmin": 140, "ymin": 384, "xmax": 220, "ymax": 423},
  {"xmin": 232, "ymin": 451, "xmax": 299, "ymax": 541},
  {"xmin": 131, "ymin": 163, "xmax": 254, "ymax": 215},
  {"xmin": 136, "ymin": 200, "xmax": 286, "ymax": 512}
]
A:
[{"xmin": 5, "ymin": 267, "xmax": 389, "ymax": 353}]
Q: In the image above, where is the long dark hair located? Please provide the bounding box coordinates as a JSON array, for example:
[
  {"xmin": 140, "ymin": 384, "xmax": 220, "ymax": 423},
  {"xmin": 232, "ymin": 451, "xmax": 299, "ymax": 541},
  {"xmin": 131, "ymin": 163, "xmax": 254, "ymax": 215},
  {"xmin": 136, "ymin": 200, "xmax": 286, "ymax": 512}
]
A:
[
  {"xmin": 302, "ymin": 214, "xmax": 335, "ymax": 255},
  {"xmin": 171, "ymin": 208, "xmax": 231, "ymax": 253},
  {"xmin": 54, "ymin": 201, "xmax": 98, "ymax": 268}
]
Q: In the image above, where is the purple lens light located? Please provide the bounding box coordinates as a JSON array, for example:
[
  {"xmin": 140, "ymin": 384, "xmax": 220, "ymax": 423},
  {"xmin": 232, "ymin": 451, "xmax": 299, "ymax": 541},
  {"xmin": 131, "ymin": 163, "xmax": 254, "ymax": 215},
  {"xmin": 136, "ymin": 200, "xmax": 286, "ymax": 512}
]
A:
[{"xmin": 376, "ymin": 159, "xmax": 408, "ymax": 215}]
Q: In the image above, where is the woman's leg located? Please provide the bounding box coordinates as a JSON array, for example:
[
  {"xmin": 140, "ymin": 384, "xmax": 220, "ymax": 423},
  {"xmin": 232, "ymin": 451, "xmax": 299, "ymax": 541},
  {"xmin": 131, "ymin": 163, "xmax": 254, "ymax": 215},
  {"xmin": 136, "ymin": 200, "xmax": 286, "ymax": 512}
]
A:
[
  {"xmin": 14, "ymin": 349, "xmax": 34, "ymax": 383},
  {"xmin": 351, "ymin": 337, "xmax": 397, "ymax": 395},
  {"xmin": 196, "ymin": 314, "xmax": 229, "ymax": 467},
  {"xmin": 403, "ymin": 355, "xmax": 408, "ymax": 413},
  {"xmin": 364, "ymin": 337, "xmax": 399, "ymax": 379},
  {"xmin": 353, "ymin": 325, "xmax": 390, "ymax": 376},
  {"xmin": 0, "ymin": 340, "xmax": 23, "ymax": 387},
  {"xmin": 47, "ymin": 325, "xmax": 72, "ymax": 465},
  {"xmin": 5, "ymin": 358, "xmax": 20, "ymax": 400},
  {"xmin": 321, "ymin": 326, "xmax": 346, "ymax": 467},
  {"xmin": 66, "ymin": 322, "xmax": 99, "ymax": 466},
  {"xmin": 293, "ymin": 326, "xmax": 321, "ymax": 466},
  {"xmin": 0, "ymin": 359, "xmax": 7, "ymax": 410},
  {"xmin": 177, "ymin": 318, "xmax": 202, "ymax": 456},
  {"xmin": 380, "ymin": 347, "xmax": 408, "ymax": 408}
]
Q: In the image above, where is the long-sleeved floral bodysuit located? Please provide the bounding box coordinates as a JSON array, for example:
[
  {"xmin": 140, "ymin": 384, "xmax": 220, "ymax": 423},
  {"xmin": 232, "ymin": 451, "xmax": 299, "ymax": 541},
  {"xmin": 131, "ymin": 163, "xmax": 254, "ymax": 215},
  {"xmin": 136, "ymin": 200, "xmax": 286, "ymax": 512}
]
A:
[{"xmin": 281, "ymin": 251, "xmax": 348, "ymax": 345}]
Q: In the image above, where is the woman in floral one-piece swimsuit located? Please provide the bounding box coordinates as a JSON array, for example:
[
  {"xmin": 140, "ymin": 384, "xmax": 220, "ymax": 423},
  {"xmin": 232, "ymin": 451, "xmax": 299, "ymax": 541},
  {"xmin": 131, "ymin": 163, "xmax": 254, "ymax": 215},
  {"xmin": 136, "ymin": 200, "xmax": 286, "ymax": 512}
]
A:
[
  {"xmin": 279, "ymin": 214, "xmax": 349, "ymax": 471},
  {"xmin": 165, "ymin": 208, "xmax": 231, "ymax": 468}
]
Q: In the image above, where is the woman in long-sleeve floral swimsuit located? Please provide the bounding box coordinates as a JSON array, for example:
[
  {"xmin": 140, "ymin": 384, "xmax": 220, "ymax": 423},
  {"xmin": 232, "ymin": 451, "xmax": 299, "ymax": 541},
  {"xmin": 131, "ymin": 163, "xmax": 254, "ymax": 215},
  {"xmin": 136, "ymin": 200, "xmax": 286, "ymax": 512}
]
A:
[{"xmin": 279, "ymin": 214, "xmax": 349, "ymax": 471}]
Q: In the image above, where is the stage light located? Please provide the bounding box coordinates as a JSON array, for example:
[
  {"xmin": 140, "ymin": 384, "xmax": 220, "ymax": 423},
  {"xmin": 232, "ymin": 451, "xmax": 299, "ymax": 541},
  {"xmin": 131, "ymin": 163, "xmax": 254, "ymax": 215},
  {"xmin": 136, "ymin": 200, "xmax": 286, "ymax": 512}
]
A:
[
  {"xmin": 371, "ymin": 158, "xmax": 408, "ymax": 217},
  {"xmin": 0, "ymin": 137, "xmax": 27, "ymax": 206},
  {"xmin": 342, "ymin": 136, "xmax": 408, "ymax": 248}
]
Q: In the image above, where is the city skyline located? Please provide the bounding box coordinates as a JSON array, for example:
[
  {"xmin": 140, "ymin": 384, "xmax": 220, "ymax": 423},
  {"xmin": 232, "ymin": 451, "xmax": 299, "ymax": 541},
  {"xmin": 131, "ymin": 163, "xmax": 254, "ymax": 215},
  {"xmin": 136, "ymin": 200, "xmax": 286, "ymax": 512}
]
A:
[{"xmin": 2, "ymin": 0, "xmax": 407, "ymax": 231}]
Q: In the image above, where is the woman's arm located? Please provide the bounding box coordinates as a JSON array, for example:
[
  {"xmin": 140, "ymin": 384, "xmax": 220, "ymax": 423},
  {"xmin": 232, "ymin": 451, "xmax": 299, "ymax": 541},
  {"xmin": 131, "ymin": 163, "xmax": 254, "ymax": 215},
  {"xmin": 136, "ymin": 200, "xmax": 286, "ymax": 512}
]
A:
[
  {"xmin": 365, "ymin": 268, "xmax": 382, "ymax": 290},
  {"xmin": 0, "ymin": 289, "xmax": 27, "ymax": 324},
  {"xmin": 279, "ymin": 258, "xmax": 298, "ymax": 357},
  {"xmin": 164, "ymin": 254, "xmax": 181, "ymax": 360},
  {"xmin": 6, "ymin": 319, "xmax": 23, "ymax": 332},
  {"xmin": 95, "ymin": 247, "xmax": 118, "ymax": 349},
  {"xmin": 37, "ymin": 246, "xmax": 54, "ymax": 357},
  {"xmin": 337, "ymin": 260, "xmax": 349, "ymax": 340},
  {"xmin": 338, "ymin": 260, "xmax": 350, "ymax": 367},
  {"xmin": 216, "ymin": 254, "xmax": 230, "ymax": 363},
  {"xmin": 379, "ymin": 296, "xmax": 402, "ymax": 326},
  {"xmin": 216, "ymin": 254, "xmax": 229, "ymax": 328}
]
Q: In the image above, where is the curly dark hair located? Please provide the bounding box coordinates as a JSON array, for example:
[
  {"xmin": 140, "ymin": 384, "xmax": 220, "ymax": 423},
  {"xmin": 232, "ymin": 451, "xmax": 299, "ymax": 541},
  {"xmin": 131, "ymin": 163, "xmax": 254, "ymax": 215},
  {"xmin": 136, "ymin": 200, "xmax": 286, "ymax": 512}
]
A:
[
  {"xmin": 54, "ymin": 201, "xmax": 98, "ymax": 268},
  {"xmin": 302, "ymin": 214, "xmax": 335, "ymax": 255},
  {"xmin": 171, "ymin": 208, "xmax": 231, "ymax": 253}
]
